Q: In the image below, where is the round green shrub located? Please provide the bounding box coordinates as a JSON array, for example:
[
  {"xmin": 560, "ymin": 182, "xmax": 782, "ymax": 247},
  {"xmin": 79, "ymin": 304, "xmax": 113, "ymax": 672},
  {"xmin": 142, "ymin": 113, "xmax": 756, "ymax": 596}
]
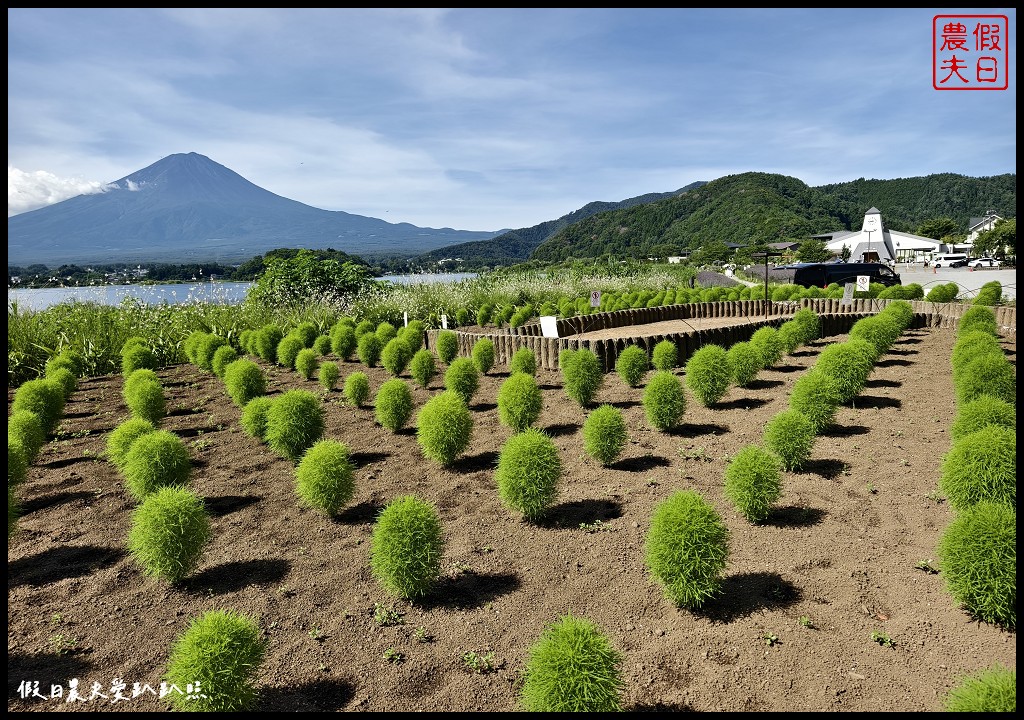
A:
[
  {"xmin": 645, "ymin": 490, "xmax": 730, "ymax": 609},
  {"xmin": 122, "ymin": 344, "xmax": 158, "ymax": 376},
  {"xmin": 123, "ymin": 368, "xmax": 160, "ymax": 401},
  {"xmin": 643, "ymin": 370, "xmax": 686, "ymax": 431},
  {"xmin": 12, "ymin": 378, "xmax": 66, "ymax": 436},
  {"xmin": 402, "ymin": 320, "xmax": 426, "ymax": 353},
  {"xmin": 375, "ymin": 321, "xmax": 398, "ymax": 345},
  {"xmin": 471, "ymin": 338, "xmax": 496, "ymax": 375},
  {"xmin": 254, "ymin": 325, "xmax": 284, "ymax": 363},
  {"xmin": 416, "ymin": 390, "xmax": 473, "ymax": 466},
  {"xmin": 106, "ymin": 418, "xmax": 156, "ymax": 470},
  {"xmin": 195, "ymin": 334, "xmax": 227, "ymax": 372},
  {"xmin": 509, "ymin": 347, "xmax": 537, "ymax": 376},
  {"xmin": 958, "ymin": 305, "xmax": 998, "ymax": 336},
  {"xmin": 127, "ymin": 485, "xmax": 211, "ymax": 584},
  {"xmin": 684, "ymin": 344, "xmax": 732, "ymax": 407},
  {"xmin": 951, "ymin": 330, "xmax": 1002, "ymax": 370},
  {"xmin": 727, "ymin": 341, "xmax": 762, "ymax": 388},
  {"xmin": 240, "ymin": 396, "xmax": 275, "ymax": 440},
  {"xmin": 496, "ymin": 428, "xmax": 562, "ymax": 522},
  {"xmin": 497, "ymin": 373, "xmax": 543, "ymax": 433},
  {"xmin": 849, "ymin": 315, "xmax": 901, "ymax": 355},
  {"xmin": 318, "ymin": 361, "xmax": 341, "ymax": 391},
  {"xmin": 354, "ymin": 319, "xmax": 375, "ymax": 338},
  {"xmin": 582, "ymin": 404, "xmax": 627, "ymax": 466},
  {"xmin": 164, "ymin": 609, "xmax": 266, "ymax": 712},
  {"xmin": 9, "ymin": 438, "xmax": 29, "ymax": 488},
  {"xmin": 293, "ymin": 321, "xmax": 319, "ymax": 348},
  {"xmin": 788, "ymin": 368, "xmax": 843, "ymax": 434},
  {"xmin": 436, "ymin": 330, "xmax": 459, "ymax": 365},
  {"xmin": 615, "ymin": 345, "xmax": 649, "ymax": 387},
  {"xmin": 724, "ymin": 445, "xmax": 782, "ymax": 523},
  {"xmin": 973, "ymin": 286, "xmax": 1002, "ymax": 307},
  {"xmin": 937, "ymin": 501, "xmax": 1016, "ymax": 629},
  {"xmin": 521, "ymin": 613, "xmax": 624, "ymax": 712},
  {"xmin": 123, "ymin": 430, "xmax": 192, "ymax": 500},
  {"xmin": 295, "ymin": 439, "xmax": 356, "ymax": 516},
  {"xmin": 939, "ymin": 425, "xmax": 1015, "ymax": 511},
  {"xmin": 925, "ymin": 282, "xmax": 959, "ymax": 303},
  {"xmin": 276, "ymin": 333, "xmax": 305, "ymax": 369},
  {"xmin": 444, "ymin": 357, "xmax": 480, "ymax": 404},
  {"xmin": 381, "ymin": 337, "xmax": 412, "ymax": 377},
  {"xmin": 357, "ymin": 332, "xmax": 383, "ymax": 367},
  {"xmin": 815, "ymin": 341, "xmax": 875, "ymax": 403},
  {"xmin": 776, "ymin": 321, "xmax": 804, "ymax": 355},
  {"xmin": 749, "ymin": 326, "xmax": 783, "ymax": 368},
  {"xmin": 950, "ymin": 395, "xmax": 1016, "ymax": 441},
  {"xmin": 8, "ymin": 409, "xmax": 46, "ymax": 463},
  {"xmin": 211, "ymin": 345, "xmax": 239, "ymax": 378},
  {"xmin": 125, "ymin": 378, "xmax": 167, "ymax": 424},
  {"xmin": 344, "ymin": 372, "xmax": 371, "ymax": 407},
  {"xmin": 370, "ymin": 495, "xmax": 444, "ymax": 599},
  {"xmin": 561, "ymin": 349, "xmax": 603, "ymax": 407},
  {"xmin": 476, "ymin": 304, "xmax": 494, "ymax": 326},
  {"xmin": 331, "ymin": 324, "xmax": 357, "ymax": 359},
  {"xmin": 238, "ymin": 329, "xmax": 254, "ymax": 355},
  {"xmin": 375, "ymin": 379, "xmax": 414, "ymax": 433},
  {"xmin": 183, "ymin": 331, "xmax": 206, "ymax": 364},
  {"xmin": 264, "ymin": 390, "xmax": 325, "ymax": 461},
  {"xmin": 409, "ymin": 349, "xmax": 437, "ymax": 388},
  {"xmin": 943, "ymin": 664, "xmax": 1016, "ymax": 712},
  {"xmin": 454, "ymin": 308, "xmax": 470, "ymax": 327},
  {"xmin": 763, "ymin": 409, "xmax": 816, "ymax": 471},
  {"xmin": 45, "ymin": 350, "xmax": 84, "ymax": 377},
  {"xmin": 223, "ymin": 359, "xmax": 267, "ymax": 407},
  {"xmin": 791, "ymin": 308, "xmax": 821, "ymax": 345},
  {"xmin": 294, "ymin": 348, "xmax": 319, "ymax": 380},
  {"xmin": 651, "ymin": 340, "xmax": 678, "ymax": 371},
  {"xmin": 312, "ymin": 335, "xmax": 332, "ymax": 356},
  {"xmin": 954, "ymin": 352, "xmax": 1015, "ymax": 405}
]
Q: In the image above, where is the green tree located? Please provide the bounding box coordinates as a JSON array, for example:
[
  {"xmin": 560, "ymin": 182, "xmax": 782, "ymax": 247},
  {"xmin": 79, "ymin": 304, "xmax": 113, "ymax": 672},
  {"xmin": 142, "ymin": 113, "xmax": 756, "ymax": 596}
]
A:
[
  {"xmin": 917, "ymin": 217, "xmax": 961, "ymax": 240},
  {"xmin": 246, "ymin": 249, "xmax": 376, "ymax": 307},
  {"xmin": 839, "ymin": 243, "xmax": 852, "ymax": 262},
  {"xmin": 796, "ymin": 238, "xmax": 833, "ymax": 263},
  {"xmin": 973, "ymin": 218, "xmax": 1016, "ymax": 258}
]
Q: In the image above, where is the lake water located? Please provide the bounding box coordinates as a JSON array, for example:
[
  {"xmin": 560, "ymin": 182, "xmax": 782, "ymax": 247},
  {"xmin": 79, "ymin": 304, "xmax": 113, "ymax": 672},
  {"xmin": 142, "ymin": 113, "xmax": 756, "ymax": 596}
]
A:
[{"xmin": 6, "ymin": 272, "xmax": 479, "ymax": 312}]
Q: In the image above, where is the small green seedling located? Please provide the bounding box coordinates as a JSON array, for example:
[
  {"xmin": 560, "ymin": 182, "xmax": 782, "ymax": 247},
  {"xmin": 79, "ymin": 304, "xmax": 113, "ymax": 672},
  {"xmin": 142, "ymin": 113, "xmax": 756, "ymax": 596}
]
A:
[
  {"xmin": 462, "ymin": 650, "xmax": 497, "ymax": 674},
  {"xmin": 383, "ymin": 648, "xmax": 405, "ymax": 664},
  {"xmin": 871, "ymin": 631, "xmax": 894, "ymax": 648},
  {"xmin": 373, "ymin": 604, "xmax": 405, "ymax": 627},
  {"xmin": 798, "ymin": 616, "xmax": 815, "ymax": 629},
  {"xmin": 914, "ymin": 559, "xmax": 939, "ymax": 574},
  {"xmin": 761, "ymin": 632, "xmax": 779, "ymax": 647}
]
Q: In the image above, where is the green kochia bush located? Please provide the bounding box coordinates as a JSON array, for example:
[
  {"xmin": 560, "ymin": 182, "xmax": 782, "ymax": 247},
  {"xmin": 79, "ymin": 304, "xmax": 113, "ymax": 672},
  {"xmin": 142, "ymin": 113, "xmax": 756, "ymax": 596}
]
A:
[
  {"xmin": 684, "ymin": 344, "xmax": 732, "ymax": 407},
  {"xmin": 240, "ymin": 396, "xmax": 275, "ymax": 440},
  {"xmin": 582, "ymin": 404, "xmax": 628, "ymax": 466},
  {"xmin": 276, "ymin": 334, "xmax": 305, "ymax": 369},
  {"xmin": 651, "ymin": 340, "xmax": 678, "ymax": 371},
  {"xmin": 122, "ymin": 343, "xmax": 158, "ymax": 377},
  {"xmin": 939, "ymin": 425, "xmax": 1015, "ymax": 511},
  {"xmin": 9, "ymin": 438, "xmax": 29, "ymax": 488},
  {"xmin": 561, "ymin": 349, "xmax": 603, "ymax": 407},
  {"xmin": 951, "ymin": 330, "xmax": 1002, "ymax": 370},
  {"xmin": 789, "ymin": 368, "xmax": 843, "ymax": 434},
  {"xmin": 495, "ymin": 428, "xmax": 562, "ymax": 522},
  {"xmin": 643, "ymin": 371, "xmax": 686, "ymax": 431},
  {"xmin": 776, "ymin": 321, "xmax": 804, "ymax": 355},
  {"xmin": 313, "ymin": 335, "xmax": 332, "ymax": 355},
  {"xmin": 375, "ymin": 379, "xmax": 414, "ymax": 433},
  {"xmin": 370, "ymin": 495, "xmax": 444, "ymax": 599},
  {"xmin": 950, "ymin": 395, "xmax": 1016, "ymax": 441},
  {"xmin": 749, "ymin": 326, "xmax": 783, "ymax": 369},
  {"xmin": 381, "ymin": 337, "xmax": 412, "ymax": 378},
  {"xmin": 265, "ymin": 390, "xmax": 325, "ymax": 461},
  {"xmin": 943, "ymin": 664, "xmax": 1017, "ymax": 712},
  {"xmin": 521, "ymin": 613, "xmax": 624, "ymax": 712},
  {"xmin": 357, "ymin": 332, "xmax": 383, "ymax": 367},
  {"xmin": 409, "ymin": 349, "xmax": 437, "ymax": 388},
  {"xmin": 954, "ymin": 352, "xmax": 1015, "ymax": 405},
  {"xmin": 106, "ymin": 418, "xmax": 157, "ymax": 470},
  {"xmin": 318, "ymin": 361, "xmax": 341, "ymax": 391},
  {"xmin": 344, "ymin": 372, "xmax": 371, "ymax": 407},
  {"xmin": 471, "ymin": 337, "xmax": 495, "ymax": 375},
  {"xmin": 958, "ymin": 305, "xmax": 999, "ymax": 336},
  {"xmin": 123, "ymin": 430, "xmax": 192, "ymax": 501},
  {"xmin": 509, "ymin": 347, "xmax": 537, "ymax": 376},
  {"xmin": 354, "ymin": 319, "xmax": 375, "ymax": 339},
  {"xmin": 8, "ymin": 410, "xmax": 46, "ymax": 464},
  {"xmin": 436, "ymin": 330, "xmax": 458, "ymax": 364},
  {"xmin": 727, "ymin": 341, "xmax": 762, "ymax": 388},
  {"xmin": 127, "ymin": 485, "xmax": 211, "ymax": 584},
  {"xmin": 123, "ymin": 368, "xmax": 160, "ymax": 400},
  {"xmin": 762, "ymin": 409, "xmax": 816, "ymax": 471},
  {"xmin": 497, "ymin": 372, "xmax": 543, "ymax": 432},
  {"xmin": 416, "ymin": 390, "xmax": 473, "ymax": 466},
  {"xmin": 295, "ymin": 439, "xmax": 356, "ymax": 516},
  {"xmin": 444, "ymin": 357, "xmax": 480, "ymax": 404},
  {"xmin": 293, "ymin": 321, "xmax": 319, "ymax": 348},
  {"xmin": 791, "ymin": 308, "xmax": 821, "ymax": 345},
  {"xmin": 375, "ymin": 321, "xmax": 398, "ymax": 345},
  {"xmin": 223, "ymin": 359, "xmax": 267, "ymax": 407},
  {"xmin": 164, "ymin": 609, "xmax": 267, "ymax": 712},
  {"xmin": 615, "ymin": 345, "xmax": 649, "ymax": 387},
  {"xmin": 937, "ymin": 501, "xmax": 1016, "ymax": 630},
  {"xmin": 814, "ymin": 340, "xmax": 875, "ymax": 404},
  {"xmin": 925, "ymin": 281, "xmax": 959, "ymax": 303},
  {"xmin": 723, "ymin": 445, "xmax": 783, "ymax": 523},
  {"xmin": 195, "ymin": 334, "xmax": 228, "ymax": 372},
  {"xmin": 645, "ymin": 490, "xmax": 730, "ymax": 609},
  {"xmin": 330, "ymin": 324, "xmax": 357, "ymax": 360},
  {"xmin": 47, "ymin": 366, "xmax": 77, "ymax": 398},
  {"xmin": 12, "ymin": 378, "xmax": 66, "ymax": 436},
  {"xmin": 125, "ymin": 378, "xmax": 167, "ymax": 425},
  {"xmin": 294, "ymin": 348, "xmax": 319, "ymax": 380},
  {"xmin": 211, "ymin": 344, "xmax": 239, "ymax": 378}
]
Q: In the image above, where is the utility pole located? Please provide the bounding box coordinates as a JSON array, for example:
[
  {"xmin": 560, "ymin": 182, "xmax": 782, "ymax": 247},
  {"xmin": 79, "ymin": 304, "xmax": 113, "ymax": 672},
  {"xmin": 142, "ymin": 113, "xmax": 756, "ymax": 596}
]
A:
[
  {"xmin": 751, "ymin": 250, "xmax": 783, "ymax": 320},
  {"xmin": 865, "ymin": 229, "xmax": 874, "ymax": 262}
]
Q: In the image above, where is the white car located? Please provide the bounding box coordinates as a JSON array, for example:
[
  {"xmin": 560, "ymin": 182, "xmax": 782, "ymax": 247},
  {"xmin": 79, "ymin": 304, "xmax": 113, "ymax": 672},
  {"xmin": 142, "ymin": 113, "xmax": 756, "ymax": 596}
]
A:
[{"xmin": 967, "ymin": 257, "xmax": 1002, "ymax": 268}]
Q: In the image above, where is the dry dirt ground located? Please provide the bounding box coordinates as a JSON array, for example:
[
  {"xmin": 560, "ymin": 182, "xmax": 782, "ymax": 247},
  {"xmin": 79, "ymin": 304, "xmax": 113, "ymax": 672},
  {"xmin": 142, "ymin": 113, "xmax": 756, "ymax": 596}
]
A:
[{"xmin": 7, "ymin": 319, "xmax": 1016, "ymax": 712}]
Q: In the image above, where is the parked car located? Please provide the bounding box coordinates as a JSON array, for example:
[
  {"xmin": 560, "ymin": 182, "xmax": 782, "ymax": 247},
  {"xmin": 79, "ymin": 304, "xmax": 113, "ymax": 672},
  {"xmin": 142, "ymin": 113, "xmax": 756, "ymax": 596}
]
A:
[
  {"xmin": 967, "ymin": 257, "xmax": 1002, "ymax": 268},
  {"xmin": 790, "ymin": 262, "xmax": 902, "ymax": 288},
  {"xmin": 932, "ymin": 253, "xmax": 969, "ymax": 268}
]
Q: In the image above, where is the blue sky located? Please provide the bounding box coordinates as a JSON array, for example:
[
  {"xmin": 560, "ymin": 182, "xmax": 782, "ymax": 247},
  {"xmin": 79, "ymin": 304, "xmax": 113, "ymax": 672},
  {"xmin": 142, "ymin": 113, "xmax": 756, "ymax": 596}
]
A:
[{"xmin": 7, "ymin": 8, "xmax": 1017, "ymax": 231}]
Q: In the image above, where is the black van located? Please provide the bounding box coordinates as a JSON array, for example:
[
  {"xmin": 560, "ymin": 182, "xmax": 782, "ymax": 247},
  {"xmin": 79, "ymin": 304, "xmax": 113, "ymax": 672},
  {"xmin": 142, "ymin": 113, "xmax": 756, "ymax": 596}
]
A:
[{"xmin": 791, "ymin": 262, "xmax": 901, "ymax": 289}]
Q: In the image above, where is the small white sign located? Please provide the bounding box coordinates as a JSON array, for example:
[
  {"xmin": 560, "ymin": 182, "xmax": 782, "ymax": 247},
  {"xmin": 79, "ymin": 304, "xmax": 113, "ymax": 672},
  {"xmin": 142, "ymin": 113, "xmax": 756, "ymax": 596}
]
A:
[
  {"xmin": 403, "ymin": 311, "xmax": 409, "ymax": 327},
  {"xmin": 590, "ymin": 290, "xmax": 601, "ymax": 308},
  {"xmin": 856, "ymin": 275, "xmax": 870, "ymax": 292},
  {"xmin": 441, "ymin": 314, "xmax": 448, "ymax": 329},
  {"xmin": 841, "ymin": 282, "xmax": 855, "ymax": 305},
  {"xmin": 540, "ymin": 315, "xmax": 559, "ymax": 338}
]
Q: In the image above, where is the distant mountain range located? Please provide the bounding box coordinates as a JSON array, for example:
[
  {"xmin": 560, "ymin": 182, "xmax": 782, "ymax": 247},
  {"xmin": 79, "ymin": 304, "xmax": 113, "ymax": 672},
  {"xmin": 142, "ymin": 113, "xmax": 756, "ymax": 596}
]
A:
[{"xmin": 6, "ymin": 153, "xmax": 502, "ymax": 266}]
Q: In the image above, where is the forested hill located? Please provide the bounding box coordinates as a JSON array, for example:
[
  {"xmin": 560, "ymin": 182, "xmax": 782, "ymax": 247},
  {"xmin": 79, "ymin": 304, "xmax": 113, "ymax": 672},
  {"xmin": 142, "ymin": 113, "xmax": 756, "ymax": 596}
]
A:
[
  {"xmin": 414, "ymin": 181, "xmax": 707, "ymax": 267},
  {"xmin": 529, "ymin": 171, "xmax": 1016, "ymax": 263}
]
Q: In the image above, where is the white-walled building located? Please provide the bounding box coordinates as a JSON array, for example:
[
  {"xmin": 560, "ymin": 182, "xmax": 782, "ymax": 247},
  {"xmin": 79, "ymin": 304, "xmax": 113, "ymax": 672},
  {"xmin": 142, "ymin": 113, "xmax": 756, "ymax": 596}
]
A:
[
  {"xmin": 814, "ymin": 207, "xmax": 940, "ymax": 263},
  {"xmin": 967, "ymin": 210, "xmax": 1003, "ymax": 243}
]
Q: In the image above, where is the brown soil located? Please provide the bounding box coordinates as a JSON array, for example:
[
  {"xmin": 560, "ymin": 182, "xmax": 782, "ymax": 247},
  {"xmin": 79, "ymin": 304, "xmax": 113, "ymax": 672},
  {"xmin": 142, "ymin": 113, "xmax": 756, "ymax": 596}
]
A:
[{"xmin": 7, "ymin": 322, "xmax": 1016, "ymax": 712}]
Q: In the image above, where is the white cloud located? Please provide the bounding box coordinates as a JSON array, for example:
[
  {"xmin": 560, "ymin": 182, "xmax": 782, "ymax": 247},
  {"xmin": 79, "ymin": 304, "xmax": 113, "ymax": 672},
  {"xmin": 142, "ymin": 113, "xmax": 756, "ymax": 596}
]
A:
[{"xmin": 8, "ymin": 166, "xmax": 113, "ymax": 217}]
